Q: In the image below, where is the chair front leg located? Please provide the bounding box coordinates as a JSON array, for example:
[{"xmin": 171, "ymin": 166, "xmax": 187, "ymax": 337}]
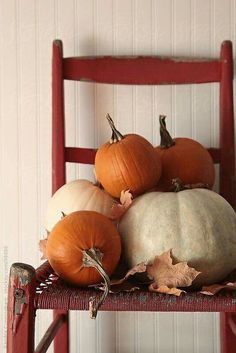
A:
[
  {"xmin": 7, "ymin": 263, "xmax": 36, "ymax": 353},
  {"xmin": 53, "ymin": 309, "xmax": 69, "ymax": 353},
  {"xmin": 220, "ymin": 312, "xmax": 236, "ymax": 353}
]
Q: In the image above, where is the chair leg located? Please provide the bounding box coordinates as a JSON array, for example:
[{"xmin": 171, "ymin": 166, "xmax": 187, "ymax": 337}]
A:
[
  {"xmin": 220, "ymin": 312, "xmax": 236, "ymax": 353},
  {"xmin": 53, "ymin": 310, "xmax": 69, "ymax": 353},
  {"xmin": 7, "ymin": 263, "xmax": 36, "ymax": 353}
]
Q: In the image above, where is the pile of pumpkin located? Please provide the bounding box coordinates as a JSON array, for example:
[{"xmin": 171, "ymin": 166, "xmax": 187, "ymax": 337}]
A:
[{"xmin": 40, "ymin": 114, "xmax": 236, "ymax": 317}]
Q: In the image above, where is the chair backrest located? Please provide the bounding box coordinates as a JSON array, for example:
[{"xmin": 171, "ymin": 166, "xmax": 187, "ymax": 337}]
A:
[{"xmin": 52, "ymin": 39, "xmax": 235, "ymax": 209}]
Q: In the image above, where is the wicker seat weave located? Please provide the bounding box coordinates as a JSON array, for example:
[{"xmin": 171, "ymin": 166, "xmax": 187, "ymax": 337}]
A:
[{"xmin": 34, "ymin": 261, "xmax": 236, "ymax": 313}]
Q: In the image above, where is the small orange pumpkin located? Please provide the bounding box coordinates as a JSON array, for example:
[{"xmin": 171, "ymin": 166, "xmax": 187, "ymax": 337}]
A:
[
  {"xmin": 95, "ymin": 114, "xmax": 162, "ymax": 198},
  {"xmin": 155, "ymin": 115, "xmax": 215, "ymax": 191},
  {"xmin": 46, "ymin": 210, "xmax": 121, "ymax": 287}
]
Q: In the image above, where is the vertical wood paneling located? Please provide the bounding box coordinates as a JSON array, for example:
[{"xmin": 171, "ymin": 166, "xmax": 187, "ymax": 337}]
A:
[
  {"xmin": 192, "ymin": 0, "xmax": 212, "ymax": 152},
  {"xmin": 36, "ymin": 0, "xmax": 54, "ymax": 230},
  {"xmin": 34, "ymin": 3, "xmax": 56, "ymax": 351},
  {"xmin": 98, "ymin": 312, "xmax": 116, "ymax": 353},
  {"xmin": 57, "ymin": 0, "xmax": 77, "ymax": 181},
  {"xmin": 212, "ymin": 0, "xmax": 231, "ymax": 149},
  {"xmin": 17, "ymin": 0, "xmax": 39, "ymax": 264},
  {"xmin": 193, "ymin": 0, "xmax": 211, "ymax": 55},
  {"xmin": 76, "ymin": 0, "xmax": 95, "ymax": 180},
  {"xmin": 173, "ymin": 0, "xmax": 192, "ymax": 138},
  {"xmin": 117, "ymin": 312, "xmax": 136, "ymax": 353},
  {"xmin": 2, "ymin": 1, "xmax": 236, "ymax": 352},
  {"xmin": 154, "ymin": 0, "xmax": 174, "ymax": 145},
  {"xmin": 135, "ymin": 0, "xmax": 153, "ymax": 140},
  {"xmin": 136, "ymin": 312, "xmax": 156, "ymax": 353},
  {"xmin": 115, "ymin": 0, "xmax": 133, "ymax": 135},
  {"xmin": 1, "ymin": 0, "xmax": 20, "ymax": 262},
  {"xmin": 0, "ymin": 2, "xmax": 19, "ymax": 350},
  {"xmin": 77, "ymin": 312, "xmax": 98, "ymax": 353},
  {"xmin": 158, "ymin": 313, "xmax": 176, "ymax": 353},
  {"xmin": 95, "ymin": 0, "xmax": 114, "ymax": 147},
  {"xmin": 176, "ymin": 313, "xmax": 195, "ymax": 353},
  {"xmin": 195, "ymin": 312, "xmax": 220, "ymax": 353}
]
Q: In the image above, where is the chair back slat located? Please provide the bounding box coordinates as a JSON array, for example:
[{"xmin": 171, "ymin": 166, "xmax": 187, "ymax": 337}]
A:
[
  {"xmin": 63, "ymin": 56, "xmax": 221, "ymax": 85},
  {"xmin": 52, "ymin": 39, "xmax": 235, "ymax": 208}
]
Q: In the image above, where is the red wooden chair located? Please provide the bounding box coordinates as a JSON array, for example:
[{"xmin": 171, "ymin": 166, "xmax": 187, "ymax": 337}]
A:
[{"xmin": 7, "ymin": 39, "xmax": 236, "ymax": 353}]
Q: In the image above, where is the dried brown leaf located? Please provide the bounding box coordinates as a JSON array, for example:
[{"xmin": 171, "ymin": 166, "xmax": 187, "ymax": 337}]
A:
[
  {"xmin": 147, "ymin": 249, "xmax": 201, "ymax": 288},
  {"xmin": 92, "ymin": 250, "xmax": 200, "ymax": 298},
  {"xmin": 110, "ymin": 190, "xmax": 133, "ymax": 220},
  {"xmin": 90, "ymin": 262, "xmax": 146, "ymax": 293},
  {"xmin": 120, "ymin": 190, "xmax": 133, "ymax": 208},
  {"xmin": 39, "ymin": 238, "xmax": 48, "ymax": 260},
  {"xmin": 111, "ymin": 262, "xmax": 147, "ymax": 285},
  {"xmin": 149, "ymin": 284, "xmax": 186, "ymax": 296},
  {"xmin": 200, "ymin": 282, "xmax": 236, "ymax": 295},
  {"xmin": 92, "ymin": 281, "xmax": 140, "ymax": 293},
  {"xmin": 110, "ymin": 203, "xmax": 126, "ymax": 220}
]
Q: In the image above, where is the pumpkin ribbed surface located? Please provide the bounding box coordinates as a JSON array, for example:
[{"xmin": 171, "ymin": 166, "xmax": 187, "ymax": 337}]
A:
[
  {"xmin": 95, "ymin": 134, "xmax": 162, "ymax": 198},
  {"xmin": 119, "ymin": 189, "xmax": 236, "ymax": 286},
  {"xmin": 156, "ymin": 137, "xmax": 215, "ymax": 191},
  {"xmin": 47, "ymin": 211, "xmax": 121, "ymax": 286},
  {"xmin": 45, "ymin": 179, "xmax": 114, "ymax": 232}
]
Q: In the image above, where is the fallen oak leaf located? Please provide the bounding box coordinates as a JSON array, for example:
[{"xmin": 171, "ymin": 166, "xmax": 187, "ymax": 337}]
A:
[
  {"xmin": 200, "ymin": 282, "xmax": 236, "ymax": 296},
  {"xmin": 110, "ymin": 203, "xmax": 126, "ymax": 220},
  {"xmin": 110, "ymin": 189, "xmax": 133, "ymax": 220},
  {"xmin": 146, "ymin": 249, "xmax": 201, "ymax": 289},
  {"xmin": 120, "ymin": 189, "xmax": 133, "ymax": 208},
  {"xmin": 90, "ymin": 262, "xmax": 147, "ymax": 293},
  {"xmin": 149, "ymin": 284, "xmax": 186, "ymax": 296},
  {"xmin": 91, "ymin": 281, "xmax": 140, "ymax": 294},
  {"xmin": 38, "ymin": 230, "xmax": 50, "ymax": 260},
  {"xmin": 110, "ymin": 262, "xmax": 147, "ymax": 285},
  {"xmin": 39, "ymin": 238, "xmax": 48, "ymax": 260},
  {"xmin": 91, "ymin": 250, "xmax": 200, "ymax": 297}
]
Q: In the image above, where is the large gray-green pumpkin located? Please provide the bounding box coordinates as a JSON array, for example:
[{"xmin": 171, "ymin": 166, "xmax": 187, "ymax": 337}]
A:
[{"xmin": 119, "ymin": 189, "xmax": 236, "ymax": 286}]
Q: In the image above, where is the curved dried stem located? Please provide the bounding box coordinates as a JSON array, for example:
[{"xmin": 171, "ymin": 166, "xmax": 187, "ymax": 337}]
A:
[
  {"xmin": 106, "ymin": 114, "xmax": 124, "ymax": 143},
  {"xmin": 171, "ymin": 178, "xmax": 210, "ymax": 192},
  {"xmin": 159, "ymin": 115, "xmax": 175, "ymax": 148},
  {"xmin": 82, "ymin": 248, "xmax": 110, "ymax": 319}
]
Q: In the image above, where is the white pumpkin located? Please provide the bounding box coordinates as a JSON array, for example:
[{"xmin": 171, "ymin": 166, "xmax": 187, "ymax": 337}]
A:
[
  {"xmin": 119, "ymin": 189, "xmax": 236, "ymax": 286},
  {"xmin": 46, "ymin": 179, "xmax": 115, "ymax": 232}
]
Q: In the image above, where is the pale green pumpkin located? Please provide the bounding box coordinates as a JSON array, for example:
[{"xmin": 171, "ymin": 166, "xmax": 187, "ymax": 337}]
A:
[{"xmin": 119, "ymin": 189, "xmax": 236, "ymax": 286}]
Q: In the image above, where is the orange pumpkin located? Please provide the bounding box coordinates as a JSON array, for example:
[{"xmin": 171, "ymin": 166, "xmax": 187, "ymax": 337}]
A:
[
  {"xmin": 95, "ymin": 114, "xmax": 162, "ymax": 198},
  {"xmin": 155, "ymin": 115, "xmax": 215, "ymax": 191},
  {"xmin": 46, "ymin": 210, "xmax": 121, "ymax": 287}
]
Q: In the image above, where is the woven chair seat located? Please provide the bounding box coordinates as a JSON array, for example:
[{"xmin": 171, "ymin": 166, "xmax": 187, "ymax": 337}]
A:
[{"xmin": 34, "ymin": 261, "xmax": 236, "ymax": 313}]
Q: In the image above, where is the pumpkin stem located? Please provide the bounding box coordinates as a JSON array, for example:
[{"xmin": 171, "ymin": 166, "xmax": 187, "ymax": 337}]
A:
[
  {"xmin": 171, "ymin": 178, "xmax": 210, "ymax": 192},
  {"xmin": 159, "ymin": 115, "xmax": 175, "ymax": 148},
  {"xmin": 93, "ymin": 180, "xmax": 103, "ymax": 189},
  {"xmin": 82, "ymin": 248, "xmax": 110, "ymax": 319},
  {"xmin": 106, "ymin": 114, "xmax": 124, "ymax": 144}
]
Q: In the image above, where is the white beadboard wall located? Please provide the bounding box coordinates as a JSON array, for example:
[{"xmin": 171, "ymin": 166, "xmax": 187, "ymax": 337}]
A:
[{"xmin": 1, "ymin": 0, "xmax": 236, "ymax": 352}]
